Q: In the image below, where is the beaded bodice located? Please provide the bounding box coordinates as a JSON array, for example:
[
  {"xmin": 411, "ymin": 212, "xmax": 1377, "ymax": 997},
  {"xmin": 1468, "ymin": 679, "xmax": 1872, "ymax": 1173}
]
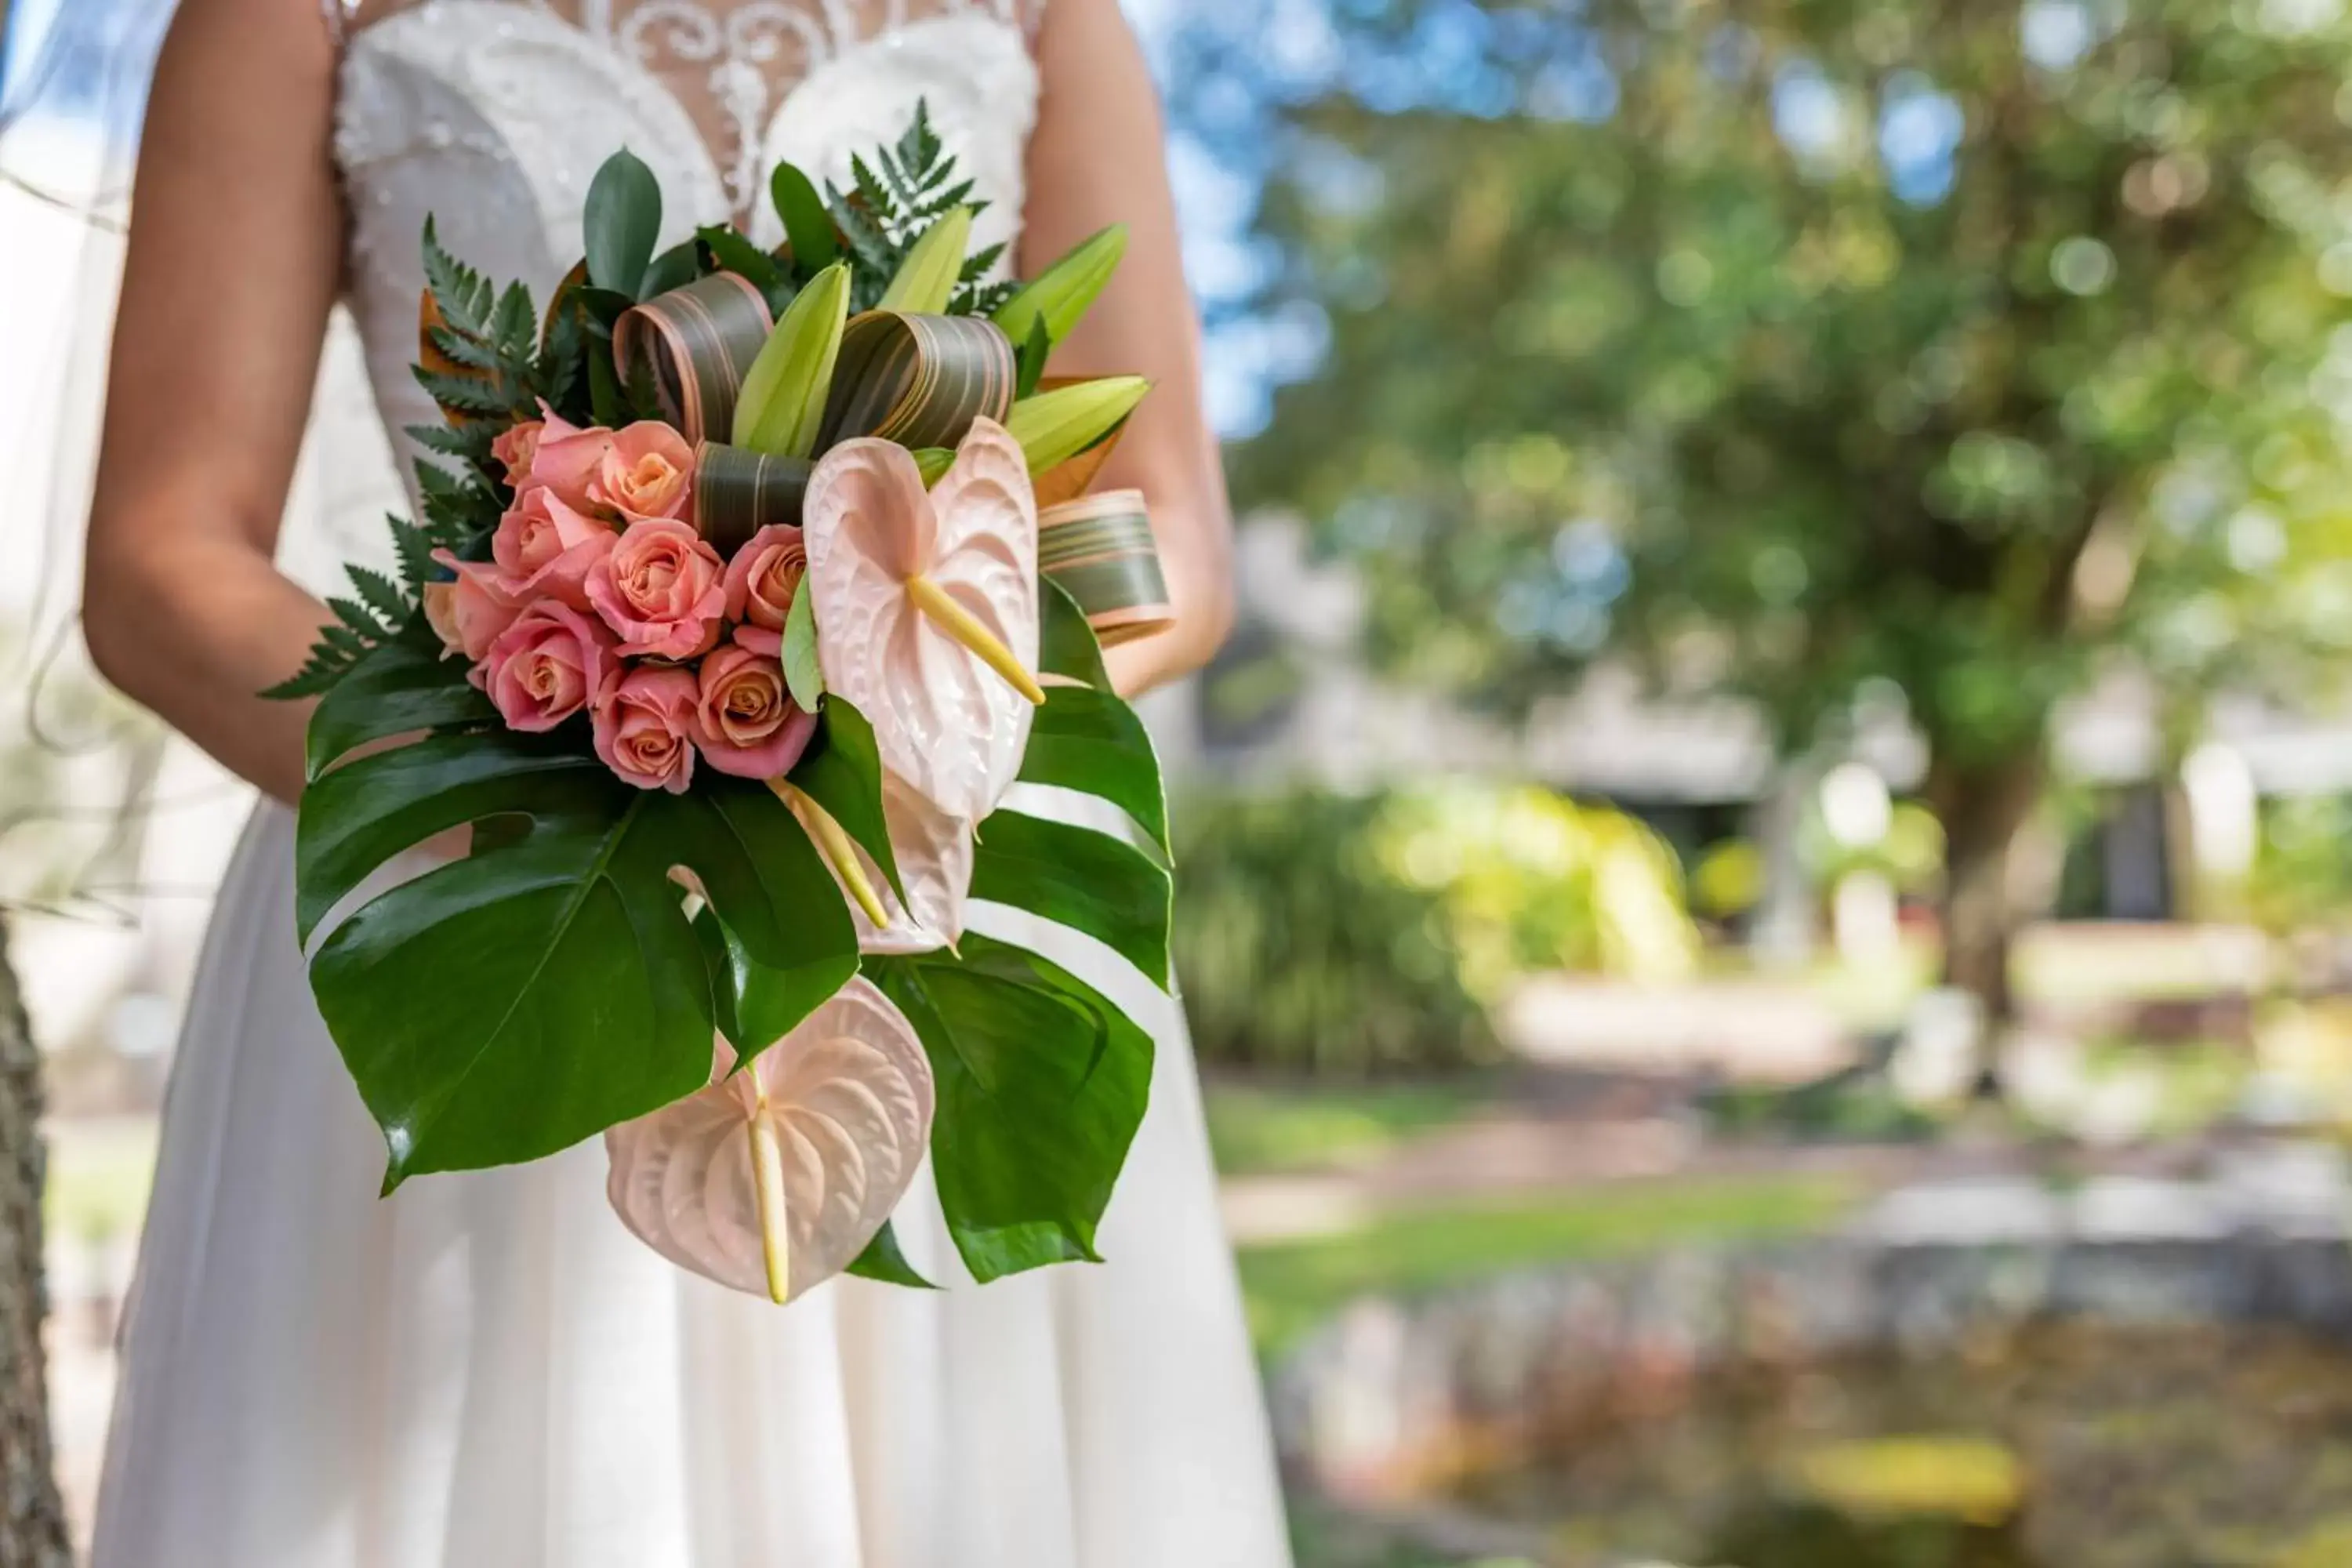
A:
[{"xmin": 289, "ymin": 0, "xmax": 1043, "ymax": 595}]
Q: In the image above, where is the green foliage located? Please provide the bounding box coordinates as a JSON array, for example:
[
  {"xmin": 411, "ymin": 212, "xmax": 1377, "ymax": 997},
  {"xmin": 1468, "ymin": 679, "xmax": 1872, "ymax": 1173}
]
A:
[
  {"xmin": 583, "ymin": 145, "xmax": 662, "ymax": 296},
  {"xmin": 1233, "ymin": 2, "xmax": 2352, "ymax": 775},
  {"xmin": 2245, "ymin": 793, "xmax": 2352, "ymax": 935},
  {"xmin": 1174, "ymin": 786, "xmax": 1494, "ymax": 1075},
  {"xmin": 1238, "ymin": 1174, "xmax": 1858, "ymax": 1353},
  {"xmin": 1174, "ymin": 780, "xmax": 1693, "ymax": 1074},
  {"xmin": 823, "ymin": 102, "xmax": 1017, "ymax": 315},
  {"xmin": 296, "ymin": 728, "xmax": 862, "ymax": 1185}
]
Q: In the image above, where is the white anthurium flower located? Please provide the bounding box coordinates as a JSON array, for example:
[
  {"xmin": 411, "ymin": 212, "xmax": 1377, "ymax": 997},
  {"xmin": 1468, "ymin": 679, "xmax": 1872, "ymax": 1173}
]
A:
[
  {"xmin": 604, "ymin": 978, "xmax": 932, "ymax": 1305},
  {"xmin": 801, "ymin": 417, "xmax": 1042, "ymax": 823}
]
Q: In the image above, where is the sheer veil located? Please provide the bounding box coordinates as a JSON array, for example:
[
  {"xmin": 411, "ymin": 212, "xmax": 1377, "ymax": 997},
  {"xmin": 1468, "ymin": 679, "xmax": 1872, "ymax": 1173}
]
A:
[{"xmin": 0, "ymin": 0, "xmax": 394, "ymax": 1049}]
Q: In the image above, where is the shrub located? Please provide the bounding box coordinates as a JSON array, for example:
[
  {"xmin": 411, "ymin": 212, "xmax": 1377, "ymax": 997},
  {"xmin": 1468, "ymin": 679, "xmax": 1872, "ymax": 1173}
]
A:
[{"xmin": 1173, "ymin": 781, "xmax": 1696, "ymax": 1074}]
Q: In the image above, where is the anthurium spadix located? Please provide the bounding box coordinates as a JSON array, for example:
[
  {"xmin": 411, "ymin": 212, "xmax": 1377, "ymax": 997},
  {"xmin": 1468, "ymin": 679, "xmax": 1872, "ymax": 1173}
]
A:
[
  {"xmin": 784, "ymin": 769, "xmax": 974, "ymax": 954},
  {"xmin": 604, "ymin": 978, "xmax": 934, "ymax": 1305},
  {"xmin": 803, "ymin": 418, "xmax": 1043, "ymax": 822}
]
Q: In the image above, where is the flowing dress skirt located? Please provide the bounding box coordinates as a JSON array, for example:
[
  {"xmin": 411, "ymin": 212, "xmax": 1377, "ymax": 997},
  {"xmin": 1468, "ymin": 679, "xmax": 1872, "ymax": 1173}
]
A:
[{"xmin": 91, "ymin": 803, "xmax": 1292, "ymax": 1567}]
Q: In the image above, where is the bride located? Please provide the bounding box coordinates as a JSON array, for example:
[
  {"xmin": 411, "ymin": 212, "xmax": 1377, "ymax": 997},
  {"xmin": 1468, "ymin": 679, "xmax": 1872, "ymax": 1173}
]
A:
[{"xmin": 68, "ymin": 1, "xmax": 1292, "ymax": 1563}]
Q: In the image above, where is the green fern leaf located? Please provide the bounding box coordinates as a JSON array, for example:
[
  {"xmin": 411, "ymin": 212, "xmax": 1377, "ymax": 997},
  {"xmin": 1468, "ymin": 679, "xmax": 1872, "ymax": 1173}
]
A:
[
  {"xmin": 422, "ymin": 218, "xmax": 493, "ymax": 335},
  {"xmin": 350, "ymin": 566, "xmax": 412, "ymax": 628}
]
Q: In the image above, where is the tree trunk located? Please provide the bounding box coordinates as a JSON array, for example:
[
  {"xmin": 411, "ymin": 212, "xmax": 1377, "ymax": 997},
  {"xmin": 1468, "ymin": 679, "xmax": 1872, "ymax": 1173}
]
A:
[
  {"xmin": 1926, "ymin": 751, "xmax": 2045, "ymax": 1047},
  {"xmin": 0, "ymin": 921, "xmax": 71, "ymax": 1568}
]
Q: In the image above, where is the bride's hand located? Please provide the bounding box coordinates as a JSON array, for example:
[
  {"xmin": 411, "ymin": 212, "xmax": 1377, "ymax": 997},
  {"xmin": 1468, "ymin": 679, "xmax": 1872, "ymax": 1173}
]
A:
[
  {"xmin": 1019, "ymin": 0, "xmax": 1237, "ymax": 702},
  {"xmin": 81, "ymin": 0, "xmax": 347, "ymax": 807}
]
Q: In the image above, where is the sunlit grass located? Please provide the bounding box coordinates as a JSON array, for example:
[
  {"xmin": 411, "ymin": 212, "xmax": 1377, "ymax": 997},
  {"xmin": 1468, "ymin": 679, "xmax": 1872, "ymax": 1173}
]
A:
[
  {"xmin": 1238, "ymin": 1173, "xmax": 1861, "ymax": 1354},
  {"xmin": 1204, "ymin": 1078, "xmax": 1492, "ymax": 1176}
]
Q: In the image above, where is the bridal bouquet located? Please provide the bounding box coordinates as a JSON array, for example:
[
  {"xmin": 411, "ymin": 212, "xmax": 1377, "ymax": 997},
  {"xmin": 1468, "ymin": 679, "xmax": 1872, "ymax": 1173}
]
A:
[{"xmin": 270, "ymin": 111, "xmax": 1177, "ymax": 1304}]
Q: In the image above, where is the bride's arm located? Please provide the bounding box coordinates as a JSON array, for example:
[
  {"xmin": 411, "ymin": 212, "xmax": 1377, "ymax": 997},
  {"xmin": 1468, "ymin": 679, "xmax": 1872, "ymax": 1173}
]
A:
[
  {"xmin": 81, "ymin": 0, "xmax": 344, "ymax": 807},
  {"xmin": 1018, "ymin": 0, "xmax": 1236, "ymax": 699}
]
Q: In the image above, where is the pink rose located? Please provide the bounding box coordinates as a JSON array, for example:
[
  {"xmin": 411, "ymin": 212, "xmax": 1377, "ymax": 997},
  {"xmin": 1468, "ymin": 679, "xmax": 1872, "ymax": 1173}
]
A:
[
  {"xmin": 721, "ymin": 523, "xmax": 807, "ymax": 633},
  {"xmin": 490, "ymin": 488, "xmax": 617, "ymax": 611},
  {"xmin": 524, "ymin": 409, "xmax": 618, "ymax": 514},
  {"xmin": 481, "ymin": 600, "xmax": 618, "ymax": 732},
  {"xmin": 586, "ymin": 517, "xmax": 727, "ymax": 660},
  {"xmin": 590, "ymin": 422, "xmax": 695, "ymax": 522},
  {"xmin": 426, "ymin": 549, "xmax": 524, "ymax": 662},
  {"xmin": 593, "ymin": 666, "xmax": 700, "ymax": 793},
  {"xmin": 690, "ymin": 637, "xmax": 817, "ymax": 779},
  {"xmin": 489, "ymin": 418, "xmax": 545, "ymax": 485}
]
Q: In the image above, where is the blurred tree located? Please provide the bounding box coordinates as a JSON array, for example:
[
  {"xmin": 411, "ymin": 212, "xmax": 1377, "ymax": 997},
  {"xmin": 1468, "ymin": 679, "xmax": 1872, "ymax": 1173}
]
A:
[{"xmin": 1191, "ymin": 0, "xmax": 2352, "ymax": 1030}]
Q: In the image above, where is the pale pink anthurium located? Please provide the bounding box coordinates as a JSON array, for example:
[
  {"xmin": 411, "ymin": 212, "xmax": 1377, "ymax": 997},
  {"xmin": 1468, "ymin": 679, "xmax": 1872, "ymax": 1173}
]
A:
[
  {"xmin": 785, "ymin": 770, "xmax": 974, "ymax": 955},
  {"xmin": 604, "ymin": 978, "xmax": 933, "ymax": 1305},
  {"xmin": 801, "ymin": 417, "xmax": 1043, "ymax": 823}
]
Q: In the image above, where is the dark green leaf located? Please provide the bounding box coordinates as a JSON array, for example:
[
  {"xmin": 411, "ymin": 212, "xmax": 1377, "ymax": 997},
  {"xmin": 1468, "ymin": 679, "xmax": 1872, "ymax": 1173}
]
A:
[
  {"xmin": 304, "ymin": 622, "xmax": 498, "ymax": 780},
  {"xmin": 696, "ymin": 223, "xmax": 785, "ymax": 294},
  {"xmin": 1015, "ymin": 317, "xmax": 1051, "ymax": 400},
  {"xmin": 870, "ymin": 934, "xmax": 1153, "ymax": 1282},
  {"xmin": 640, "ymin": 238, "xmax": 700, "ymax": 301},
  {"xmin": 297, "ymin": 738, "xmax": 858, "ymax": 1182},
  {"xmin": 847, "ymin": 1220, "xmax": 935, "ymax": 1288},
  {"xmin": 1037, "ymin": 577, "xmax": 1110, "ymax": 690},
  {"xmin": 786, "ymin": 697, "xmax": 905, "ymax": 904},
  {"xmin": 969, "ymin": 811, "xmax": 1171, "ymax": 989},
  {"xmin": 583, "ymin": 147, "xmax": 662, "ymax": 296},
  {"xmin": 589, "ymin": 345, "xmax": 627, "ymax": 426},
  {"xmin": 1015, "ymin": 685, "xmax": 1169, "ymax": 859},
  {"xmin": 490, "ymin": 280, "xmax": 537, "ymax": 353},
  {"xmin": 771, "ymin": 161, "xmax": 837, "ymax": 270},
  {"xmin": 421, "ymin": 217, "xmax": 492, "ymax": 333}
]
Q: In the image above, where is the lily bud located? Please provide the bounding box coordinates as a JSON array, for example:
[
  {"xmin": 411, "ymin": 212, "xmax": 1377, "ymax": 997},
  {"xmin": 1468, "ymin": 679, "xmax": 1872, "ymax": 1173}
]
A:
[
  {"xmin": 877, "ymin": 207, "xmax": 975, "ymax": 317},
  {"xmin": 993, "ymin": 224, "xmax": 1128, "ymax": 348},
  {"xmin": 734, "ymin": 262, "xmax": 850, "ymax": 458},
  {"xmin": 1004, "ymin": 376, "xmax": 1151, "ymax": 476}
]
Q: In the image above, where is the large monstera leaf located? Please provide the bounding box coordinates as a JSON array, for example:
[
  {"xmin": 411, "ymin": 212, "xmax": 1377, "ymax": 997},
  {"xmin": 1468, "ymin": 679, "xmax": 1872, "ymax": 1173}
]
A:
[
  {"xmin": 296, "ymin": 678, "xmax": 858, "ymax": 1185},
  {"xmin": 855, "ymin": 584, "xmax": 1177, "ymax": 1282},
  {"xmin": 869, "ymin": 935, "xmax": 1155, "ymax": 1282}
]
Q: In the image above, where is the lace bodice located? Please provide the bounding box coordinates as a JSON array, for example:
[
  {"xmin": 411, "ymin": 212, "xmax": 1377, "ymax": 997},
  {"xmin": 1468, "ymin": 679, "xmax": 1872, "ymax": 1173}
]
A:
[{"xmin": 285, "ymin": 0, "xmax": 1044, "ymax": 597}]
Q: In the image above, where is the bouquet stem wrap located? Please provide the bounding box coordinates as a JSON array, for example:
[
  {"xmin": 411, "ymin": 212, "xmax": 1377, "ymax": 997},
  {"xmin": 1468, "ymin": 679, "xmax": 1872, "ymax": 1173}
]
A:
[
  {"xmin": 695, "ymin": 441, "xmax": 814, "ymax": 551},
  {"xmin": 1038, "ymin": 489, "xmax": 1176, "ymax": 648},
  {"xmin": 820, "ymin": 311, "xmax": 1017, "ymax": 450},
  {"xmin": 614, "ymin": 272, "xmax": 775, "ymax": 445}
]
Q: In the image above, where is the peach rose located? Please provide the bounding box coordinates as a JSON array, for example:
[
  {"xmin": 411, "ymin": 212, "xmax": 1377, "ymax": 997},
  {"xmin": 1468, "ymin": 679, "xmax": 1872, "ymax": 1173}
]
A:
[
  {"xmin": 426, "ymin": 549, "xmax": 524, "ymax": 662},
  {"xmin": 481, "ymin": 600, "xmax": 618, "ymax": 732},
  {"xmin": 590, "ymin": 422, "xmax": 695, "ymax": 522},
  {"xmin": 721, "ymin": 523, "xmax": 807, "ymax": 635},
  {"xmin": 490, "ymin": 488, "xmax": 616, "ymax": 611},
  {"xmin": 585, "ymin": 517, "xmax": 727, "ymax": 660},
  {"xmin": 489, "ymin": 418, "xmax": 545, "ymax": 485},
  {"xmin": 690, "ymin": 636, "xmax": 817, "ymax": 779},
  {"xmin": 593, "ymin": 665, "xmax": 699, "ymax": 793},
  {"xmin": 524, "ymin": 409, "xmax": 618, "ymax": 514}
]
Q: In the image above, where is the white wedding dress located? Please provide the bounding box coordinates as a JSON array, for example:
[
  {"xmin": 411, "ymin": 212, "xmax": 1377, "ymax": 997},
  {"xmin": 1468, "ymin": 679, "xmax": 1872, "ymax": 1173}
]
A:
[{"xmin": 90, "ymin": 3, "xmax": 1293, "ymax": 1564}]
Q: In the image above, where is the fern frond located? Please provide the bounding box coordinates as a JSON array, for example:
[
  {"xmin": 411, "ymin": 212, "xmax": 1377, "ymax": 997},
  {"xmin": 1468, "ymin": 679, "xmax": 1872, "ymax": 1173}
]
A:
[
  {"xmin": 422, "ymin": 218, "xmax": 494, "ymax": 335},
  {"xmin": 413, "ymin": 367, "xmax": 511, "ymax": 416},
  {"xmin": 350, "ymin": 566, "xmax": 412, "ymax": 629}
]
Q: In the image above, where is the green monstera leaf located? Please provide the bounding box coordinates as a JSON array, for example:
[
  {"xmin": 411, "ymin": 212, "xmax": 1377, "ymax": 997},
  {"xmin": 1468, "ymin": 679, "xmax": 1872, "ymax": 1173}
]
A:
[
  {"xmin": 869, "ymin": 935, "xmax": 1155, "ymax": 1282},
  {"xmin": 296, "ymin": 724, "xmax": 858, "ymax": 1187},
  {"xmin": 858, "ymin": 583, "xmax": 1173, "ymax": 1282}
]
